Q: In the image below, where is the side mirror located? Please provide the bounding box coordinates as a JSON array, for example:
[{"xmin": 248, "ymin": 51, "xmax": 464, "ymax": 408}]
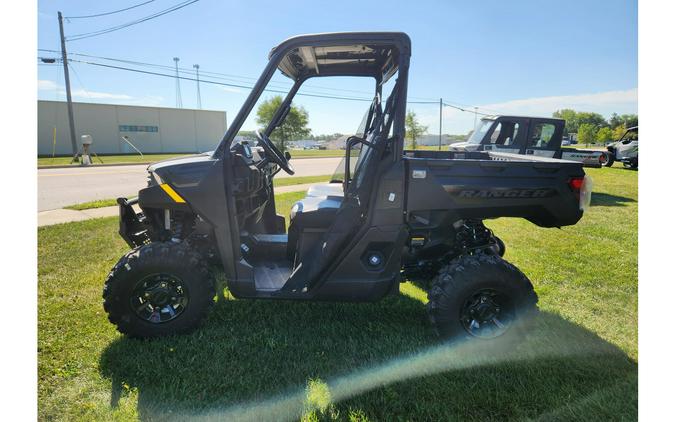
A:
[{"xmin": 284, "ymin": 151, "xmax": 292, "ymax": 161}]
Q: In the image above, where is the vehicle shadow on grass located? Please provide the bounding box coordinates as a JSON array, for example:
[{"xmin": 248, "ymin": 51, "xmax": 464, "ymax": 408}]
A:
[
  {"xmin": 591, "ymin": 192, "xmax": 636, "ymax": 207},
  {"xmin": 99, "ymin": 292, "xmax": 637, "ymax": 421}
]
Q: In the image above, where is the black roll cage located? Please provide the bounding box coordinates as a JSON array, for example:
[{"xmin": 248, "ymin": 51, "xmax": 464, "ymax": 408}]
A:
[{"xmin": 213, "ymin": 32, "xmax": 411, "ymax": 160}]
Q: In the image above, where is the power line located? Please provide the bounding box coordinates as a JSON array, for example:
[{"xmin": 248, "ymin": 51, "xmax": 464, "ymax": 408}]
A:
[
  {"xmin": 41, "ymin": 52, "xmax": 501, "ymax": 115},
  {"xmin": 67, "ymin": 58, "xmax": 376, "ymax": 102},
  {"xmin": 65, "ymin": 1, "xmax": 156, "ymax": 19},
  {"xmin": 38, "ymin": 48, "xmax": 443, "ymax": 100},
  {"xmin": 68, "ymin": 63, "xmax": 92, "ymax": 100},
  {"xmin": 67, "ymin": 0, "xmax": 199, "ymax": 41},
  {"xmin": 38, "ymin": 48, "xmax": 385, "ymax": 96},
  {"xmin": 58, "ymin": 57, "xmax": 502, "ymax": 116}
]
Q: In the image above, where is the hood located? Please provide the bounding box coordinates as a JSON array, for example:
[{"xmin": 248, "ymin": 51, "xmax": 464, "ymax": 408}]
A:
[
  {"xmin": 148, "ymin": 151, "xmax": 219, "ymax": 189},
  {"xmin": 147, "ymin": 151, "xmax": 214, "ymax": 172}
]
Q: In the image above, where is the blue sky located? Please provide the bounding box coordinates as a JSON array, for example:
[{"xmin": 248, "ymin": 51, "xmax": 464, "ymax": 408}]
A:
[{"xmin": 38, "ymin": 0, "xmax": 637, "ymax": 135}]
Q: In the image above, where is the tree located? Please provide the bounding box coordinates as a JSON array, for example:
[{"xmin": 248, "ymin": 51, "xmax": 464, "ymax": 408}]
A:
[
  {"xmin": 553, "ymin": 109, "xmax": 610, "ymax": 136},
  {"xmin": 609, "ymin": 113, "xmax": 638, "ymax": 129},
  {"xmin": 578, "ymin": 123, "xmax": 598, "ymax": 146},
  {"xmin": 553, "ymin": 109, "xmax": 579, "ymax": 136},
  {"xmin": 405, "ymin": 110, "xmax": 428, "ymax": 149},
  {"xmin": 576, "ymin": 112, "xmax": 607, "ymax": 129},
  {"xmin": 255, "ymin": 96, "xmax": 310, "ymax": 152},
  {"xmin": 596, "ymin": 126, "xmax": 614, "ymax": 144},
  {"xmin": 612, "ymin": 125, "xmax": 626, "ymax": 140}
]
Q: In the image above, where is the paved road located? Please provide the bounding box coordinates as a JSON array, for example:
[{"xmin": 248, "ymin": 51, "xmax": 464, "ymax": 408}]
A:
[{"xmin": 38, "ymin": 157, "xmax": 342, "ymax": 211}]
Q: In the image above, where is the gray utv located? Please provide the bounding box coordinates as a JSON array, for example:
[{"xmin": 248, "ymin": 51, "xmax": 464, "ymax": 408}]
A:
[
  {"xmin": 605, "ymin": 126, "xmax": 638, "ymax": 169},
  {"xmin": 105, "ymin": 32, "xmax": 592, "ymax": 342}
]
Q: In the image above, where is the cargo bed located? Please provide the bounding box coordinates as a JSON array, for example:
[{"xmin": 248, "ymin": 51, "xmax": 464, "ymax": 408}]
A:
[{"xmin": 403, "ymin": 150, "xmax": 587, "ymax": 228}]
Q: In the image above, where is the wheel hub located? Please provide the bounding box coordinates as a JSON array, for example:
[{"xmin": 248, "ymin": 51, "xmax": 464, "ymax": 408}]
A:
[
  {"xmin": 460, "ymin": 289, "xmax": 513, "ymax": 339},
  {"xmin": 131, "ymin": 274, "xmax": 189, "ymax": 323}
]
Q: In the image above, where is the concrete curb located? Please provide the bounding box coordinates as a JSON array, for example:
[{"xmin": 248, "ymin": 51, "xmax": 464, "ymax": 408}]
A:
[
  {"xmin": 37, "ymin": 162, "xmax": 151, "ymax": 170},
  {"xmin": 38, "ymin": 207, "xmax": 119, "ymax": 227}
]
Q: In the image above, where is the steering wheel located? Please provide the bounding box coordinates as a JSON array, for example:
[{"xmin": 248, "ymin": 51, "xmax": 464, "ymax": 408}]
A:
[{"xmin": 255, "ymin": 130, "xmax": 294, "ymax": 175}]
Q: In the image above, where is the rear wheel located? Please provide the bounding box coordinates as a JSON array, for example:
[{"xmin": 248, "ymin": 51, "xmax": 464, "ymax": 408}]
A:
[
  {"xmin": 103, "ymin": 242, "xmax": 215, "ymax": 338},
  {"xmin": 427, "ymin": 254, "xmax": 538, "ymax": 342}
]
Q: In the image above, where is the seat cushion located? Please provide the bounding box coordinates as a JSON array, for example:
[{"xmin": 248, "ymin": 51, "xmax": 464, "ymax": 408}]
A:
[
  {"xmin": 306, "ymin": 183, "xmax": 344, "ymax": 199},
  {"xmin": 287, "ymin": 191, "xmax": 343, "ymax": 262},
  {"xmin": 290, "ymin": 195, "xmax": 341, "ymax": 228}
]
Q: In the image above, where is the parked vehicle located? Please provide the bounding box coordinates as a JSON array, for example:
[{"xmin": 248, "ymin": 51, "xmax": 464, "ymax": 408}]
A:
[
  {"xmin": 605, "ymin": 126, "xmax": 638, "ymax": 169},
  {"xmin": 450, "ymin": 116, "xmax": 609, "ymax": 167},
  {"xmin": 104, "ymin": 32, "xmax": 591, "ymax": 343}
]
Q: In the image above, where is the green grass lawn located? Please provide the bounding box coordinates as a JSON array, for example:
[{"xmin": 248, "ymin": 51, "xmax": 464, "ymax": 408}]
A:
[
  {"xmin": 274, "ymin": 175, "xmax": 332, "ymax": 188},
  {"xmin": 289, "ymin": 149, "xmax": 344, "ymax": 158},
  {"xmin": 64, "ymin": 199, "xmax": 120, "ymax": 210},
  {"xmin": 38, "ymin": 166, "xmax": 637, "ymax": 421},
  {"xmin": 38, "ymin": 154, "xmax": 190, "ymax": 167},
  {"xmin": 38, "ymin": 150, "xmax": 344, "ymax": 167}
]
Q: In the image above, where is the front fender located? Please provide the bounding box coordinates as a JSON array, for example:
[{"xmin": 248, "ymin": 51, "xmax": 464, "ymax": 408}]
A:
[{"xmin": 138, "ymin": 184, "xmax": 192, "ymax": 212}]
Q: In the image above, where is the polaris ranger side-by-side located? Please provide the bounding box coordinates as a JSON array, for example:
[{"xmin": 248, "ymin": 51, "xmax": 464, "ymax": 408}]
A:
[
  {"xmin": 604, "ymin": 126, "xmax": 638, "ymax": 169},
  {"xmin": 104, "ymin": 32, "xmax": 592, "ymax": 341},
  {"xmin": 449, "ymin": 115, "xmax": 609, "ymax": 167}
]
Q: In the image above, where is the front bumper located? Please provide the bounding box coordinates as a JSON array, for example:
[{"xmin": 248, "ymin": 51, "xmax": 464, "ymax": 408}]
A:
[{"xmin": 118, "ymin": 197, "xmax": 149, "ymax": 248}]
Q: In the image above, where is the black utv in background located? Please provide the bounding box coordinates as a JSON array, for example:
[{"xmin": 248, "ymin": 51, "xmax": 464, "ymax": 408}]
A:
[
  {"xmin": 105, "ymin": 32, "xmax": 592, "ymax": 342},
  {"xmin": 449, "ymin": 115, "xmax": 609, "ymax": 167}
]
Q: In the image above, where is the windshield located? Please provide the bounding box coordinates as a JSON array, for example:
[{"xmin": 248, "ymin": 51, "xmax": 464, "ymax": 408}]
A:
[
  {"xmin": 466, "ymin": 119, "xmax": 494, "ymax": 144},
  {"xmin": 621, "ymin": 128, "xmax": 638, "ymax": 141}
]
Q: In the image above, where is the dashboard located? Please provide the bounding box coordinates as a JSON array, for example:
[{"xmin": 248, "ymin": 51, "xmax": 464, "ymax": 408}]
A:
[{"xmin": 230, "ymin": 141, "xmax": 277, "ymax": 226}]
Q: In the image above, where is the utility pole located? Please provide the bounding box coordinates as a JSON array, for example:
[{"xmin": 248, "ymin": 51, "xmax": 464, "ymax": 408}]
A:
[
  {"xmin": 173, "ymin": 57, "xmax": 182, "ymax": 108},
  {"xmin": 438, "ymin": 98, "xmax": 443, "ymax": 151},
  {"xmin": 193, "ymin": 64, "xmax": 202, "ymax": 109},
  {"xmin": 58, "ymin": 11, "xmax": 79, "ymax": 163},
  {"xmin": 473, "ymin": 106, "xmax": 478, "ymax": 128}
]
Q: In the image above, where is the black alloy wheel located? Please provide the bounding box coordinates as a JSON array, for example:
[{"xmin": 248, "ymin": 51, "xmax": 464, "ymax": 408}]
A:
[{"xmin": 130, "ymin": 273, "xmax": 189, "ymax": 323}]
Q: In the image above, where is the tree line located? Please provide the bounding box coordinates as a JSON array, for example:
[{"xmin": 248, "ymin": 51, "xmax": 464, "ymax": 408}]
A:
[
  {"xmin": 245, "ymin": 96, "xmax": 638, "ymax": 151},
  {"xmin": 553, "ymin": 109, "xmax": 638, "ymax": 145}
]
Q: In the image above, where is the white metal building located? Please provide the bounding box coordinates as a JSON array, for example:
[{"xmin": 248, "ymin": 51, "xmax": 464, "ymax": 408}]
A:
[{"xmin": 38, "ymin": 100, "xmax": 227, "ymax": 155}]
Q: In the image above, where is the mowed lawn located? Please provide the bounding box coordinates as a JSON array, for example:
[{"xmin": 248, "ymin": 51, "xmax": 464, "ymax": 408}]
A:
[
  {"xmin": 38, "ymin": 166, "xmax": 637, "ymax": 421},
  {"xmin": 37, "ymin": 149, "xmax": 344, "ymax": 167}
]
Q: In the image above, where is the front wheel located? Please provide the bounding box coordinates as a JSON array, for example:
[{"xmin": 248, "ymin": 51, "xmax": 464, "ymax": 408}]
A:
[
  {"xmin": 427, "ymin": 254, "xmax": 538, "ymax": 342},
  {"xmin": 623, "ymin": 158, "xmax": 638, "ymax": 169},
  {"xmin": 602, "ymin": 152, "xmax": 615, "ymax": 167},
  {"xmin": 103, "ymin": 242, "xmax": 215, "ymax": 338}
]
